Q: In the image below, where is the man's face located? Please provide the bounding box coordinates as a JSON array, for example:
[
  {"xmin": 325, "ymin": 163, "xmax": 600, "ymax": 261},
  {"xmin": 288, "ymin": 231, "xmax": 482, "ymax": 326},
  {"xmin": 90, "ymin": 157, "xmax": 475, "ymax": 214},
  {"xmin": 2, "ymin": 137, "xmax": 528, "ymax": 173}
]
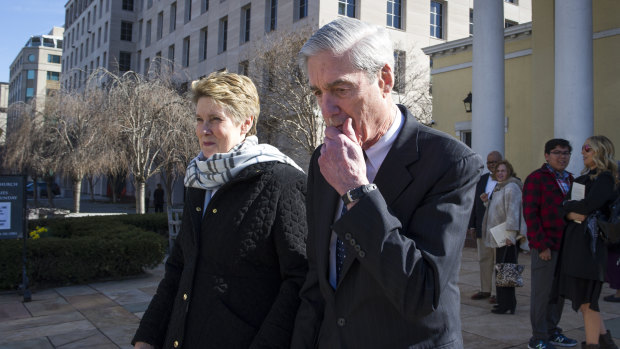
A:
[
  {"xmin": 486, "ymin": 153, "xmax": 501, "ymax": 173},
  {"xmin": 544, "ymin": 145, "xmax": 571, "ymax": 172},
  {"xmin": 307, "ymin": 51, "xmax": 392, "ymax": 150}
]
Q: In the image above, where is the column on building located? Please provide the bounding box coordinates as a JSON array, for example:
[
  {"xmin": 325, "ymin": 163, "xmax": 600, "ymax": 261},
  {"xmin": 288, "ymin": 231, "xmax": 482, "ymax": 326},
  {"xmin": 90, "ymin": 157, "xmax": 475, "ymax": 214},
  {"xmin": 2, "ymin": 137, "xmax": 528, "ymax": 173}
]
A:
[
  {"xmin": 554, "ymin": 0, "xmax": 593, "ymax": 175},
  {"xmin": 471, "ymin": 0, "xmax": 505, "ymax": 159}
]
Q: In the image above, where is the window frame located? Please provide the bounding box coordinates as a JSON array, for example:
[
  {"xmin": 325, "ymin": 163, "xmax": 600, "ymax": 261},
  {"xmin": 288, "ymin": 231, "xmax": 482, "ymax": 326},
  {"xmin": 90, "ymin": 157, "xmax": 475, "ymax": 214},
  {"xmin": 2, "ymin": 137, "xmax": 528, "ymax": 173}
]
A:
[{"xmin": 386, "ymin": 0, "xmax": 402, "ymax": 29}]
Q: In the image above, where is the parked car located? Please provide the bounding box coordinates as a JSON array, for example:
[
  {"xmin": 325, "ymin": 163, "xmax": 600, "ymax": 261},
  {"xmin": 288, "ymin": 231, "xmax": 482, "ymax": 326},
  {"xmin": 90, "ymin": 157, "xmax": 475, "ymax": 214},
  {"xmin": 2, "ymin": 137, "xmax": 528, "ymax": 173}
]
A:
[{"xmin": 26, "ymin": 182, "xmax": 61, "ymax": 197}]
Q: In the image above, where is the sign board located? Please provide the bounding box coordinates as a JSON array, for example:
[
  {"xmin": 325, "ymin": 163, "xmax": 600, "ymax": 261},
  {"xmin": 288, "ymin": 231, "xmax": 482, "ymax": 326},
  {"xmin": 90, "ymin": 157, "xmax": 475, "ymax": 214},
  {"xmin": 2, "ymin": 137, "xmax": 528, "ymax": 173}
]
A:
[{"xmin": 0, "ymin": 176, "xmax": 25, "ymax": 240}]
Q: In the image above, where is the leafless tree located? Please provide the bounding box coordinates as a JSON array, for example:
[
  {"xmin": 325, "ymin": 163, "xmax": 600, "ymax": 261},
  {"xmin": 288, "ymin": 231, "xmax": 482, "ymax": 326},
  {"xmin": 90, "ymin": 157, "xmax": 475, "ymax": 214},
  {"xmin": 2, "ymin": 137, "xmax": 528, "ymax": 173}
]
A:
[
  {"xmin": 2, "ymin": 99, "xmax": 58, "ymax": 207},
  {"xmin": 247, "ymin": 29, "xmax": 324, "ymax": 169},
  {"xmin": 104, "ymin": 66, "xmax": 192, "ymax": 214},
  {"xmin": 392, "ymin": 45, "xmax": 433, "ymax": 125},
  {"xmin": 45, "ymin": 75, "xmax": 109, "ymax": 213}
]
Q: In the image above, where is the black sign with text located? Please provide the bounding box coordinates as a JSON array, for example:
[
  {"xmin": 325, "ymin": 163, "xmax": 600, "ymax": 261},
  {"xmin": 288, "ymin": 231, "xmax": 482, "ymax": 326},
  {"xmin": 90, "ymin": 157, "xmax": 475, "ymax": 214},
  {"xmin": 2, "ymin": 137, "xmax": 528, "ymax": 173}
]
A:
[{"xmin": 0, "ymin": 176, "xmax": 25, "ymax": 240}]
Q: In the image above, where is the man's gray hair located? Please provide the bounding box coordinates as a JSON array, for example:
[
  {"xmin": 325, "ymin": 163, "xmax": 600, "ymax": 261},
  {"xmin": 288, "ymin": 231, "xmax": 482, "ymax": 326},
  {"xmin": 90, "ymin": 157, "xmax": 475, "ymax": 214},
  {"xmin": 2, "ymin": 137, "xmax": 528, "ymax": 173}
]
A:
[{"xmin": 299, "ymin": 17, "xmax": 394, "ymax": 82}]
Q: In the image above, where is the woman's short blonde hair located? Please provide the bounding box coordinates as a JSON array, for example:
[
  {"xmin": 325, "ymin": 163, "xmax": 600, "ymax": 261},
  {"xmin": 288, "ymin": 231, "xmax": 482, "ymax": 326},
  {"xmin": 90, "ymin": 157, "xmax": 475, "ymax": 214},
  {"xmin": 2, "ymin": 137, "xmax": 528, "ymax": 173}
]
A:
[{"xmin": 191, "ymin": 71, "xmax": 260, "ymax": 136}]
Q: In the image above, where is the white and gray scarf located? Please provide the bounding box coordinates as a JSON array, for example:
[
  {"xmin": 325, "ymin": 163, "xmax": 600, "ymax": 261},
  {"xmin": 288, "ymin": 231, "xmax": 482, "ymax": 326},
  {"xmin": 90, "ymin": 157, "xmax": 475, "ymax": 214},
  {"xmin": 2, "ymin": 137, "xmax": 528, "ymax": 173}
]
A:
[{"xmin": 183, "ymin": 135, "xmax": 303, "ymax": 190}]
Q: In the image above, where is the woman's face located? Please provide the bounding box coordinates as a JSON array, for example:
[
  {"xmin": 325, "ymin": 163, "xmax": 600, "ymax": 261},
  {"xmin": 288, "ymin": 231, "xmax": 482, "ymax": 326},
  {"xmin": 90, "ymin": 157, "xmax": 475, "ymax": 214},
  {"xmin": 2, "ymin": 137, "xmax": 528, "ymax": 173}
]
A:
[
  {"xmin": 582, "ymin": 140, "xmax": 596, "ymax": 170},
  {"xmin": 195, "ymin": 97, "xmax": 251, "ymax": 159},
  {"xmin": 495, "ymin": 164, "xmax": 509, "ymax": 182}
]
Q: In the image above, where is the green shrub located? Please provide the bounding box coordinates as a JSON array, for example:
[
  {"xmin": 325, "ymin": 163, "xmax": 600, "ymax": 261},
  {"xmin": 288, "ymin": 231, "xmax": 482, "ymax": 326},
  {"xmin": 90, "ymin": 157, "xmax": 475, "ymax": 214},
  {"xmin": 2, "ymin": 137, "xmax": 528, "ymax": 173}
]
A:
[{"xmin": 1, "ymin": 215, "xmax": 166, "ymax": 290}]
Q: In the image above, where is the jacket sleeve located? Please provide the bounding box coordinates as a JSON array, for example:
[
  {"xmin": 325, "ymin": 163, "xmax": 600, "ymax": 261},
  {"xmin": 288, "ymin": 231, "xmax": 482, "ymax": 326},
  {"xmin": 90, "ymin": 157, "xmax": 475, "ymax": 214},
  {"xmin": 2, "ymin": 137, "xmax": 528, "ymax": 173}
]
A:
[
  {"xmin": 250, "ymin": 168, "xmax": 309, "ymax": 349},
  {"xmin": 132, "ymin": 208, "xmax": 189, "ymax": 347},
  {"xmin": 522, "ymin": 173, "xmax": 551, "ymax": 250},
  {"xmin": 331, "ymin": 152, "xmax": 481, "ymax": 320},
  {"xmin": 504, "ymin": 184, "xmax": 523, "ymax": 232},
  {"xmin": 291, "ymin": 149, "xmax": 325, "ymax": 349},
  {"xmin": 563, "ymin": 173, "xmax": 615, "ymax": 215}
]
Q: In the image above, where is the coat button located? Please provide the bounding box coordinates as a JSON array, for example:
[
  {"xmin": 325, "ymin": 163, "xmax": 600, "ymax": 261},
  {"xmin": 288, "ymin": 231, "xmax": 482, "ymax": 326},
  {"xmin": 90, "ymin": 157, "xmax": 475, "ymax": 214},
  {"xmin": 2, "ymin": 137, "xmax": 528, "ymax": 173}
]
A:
[
  {"xmin": 355, "ymin": 245, "xmax": 361, "ymax": 252},
  {"xmin": 345, "ymin": 233, "xmax": 352, "ymax": 240},
  {"xmin": 359, "ymin": 250, "xmax": 366, "ymax": 258},
  {"xmin": 173, "ymin": 340, "xmax": 179, "ymax": 347},
  {"xmin": 337, "ymin": 318, "xmax": 346, "ymax": 327},
  {"xmin": 349, "ymin": 239, "xmax": 356, "ymax": 246},
  {"xmin": 183, "ymin": 293, "xmax": 188, "ymax": 301},
  {"xmin": 212, "ymin": 208, "xmax": 217, "ymax": 213},
  {"xmin": 195, "ymin": 206, "xmax": 201, "ymax": 212}
]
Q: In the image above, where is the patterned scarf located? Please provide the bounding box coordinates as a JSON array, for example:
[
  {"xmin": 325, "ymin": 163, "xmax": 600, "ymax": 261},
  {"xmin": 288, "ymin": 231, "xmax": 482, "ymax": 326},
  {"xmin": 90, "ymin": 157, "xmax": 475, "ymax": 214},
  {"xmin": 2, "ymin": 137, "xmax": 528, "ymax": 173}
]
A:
[{"xmin": 184, "ymin": 135, "xmax": 303, "ymax": 190}]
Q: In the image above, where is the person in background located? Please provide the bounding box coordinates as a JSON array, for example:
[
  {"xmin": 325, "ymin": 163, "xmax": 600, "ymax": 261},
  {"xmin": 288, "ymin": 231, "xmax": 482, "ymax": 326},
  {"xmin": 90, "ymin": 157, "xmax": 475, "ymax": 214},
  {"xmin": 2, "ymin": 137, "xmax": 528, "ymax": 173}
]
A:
[
  {"xmin": 480, "ymin": 160, "xmax": 527, "ymax": 314},
  {"xmin": 153, "ymin": 183, "xmax": 164, "ymax": 212},
  {"xmin": 132, "ymin": 72, "xmax": 308, "ymax": 349},
  {"xmin": 555, "ymin": 135, "xmax": 619, "ymax": 349},
  {"xmin": 291, "ymin": 17, "xmax": 482, "ymax": 348},
  {"xmin": 523, "ymin": 138, "xmax": 577, "ymax": 349},
  {"xmin": 469, "ymin": 150, "xmax": 503, "ymax": 304}
]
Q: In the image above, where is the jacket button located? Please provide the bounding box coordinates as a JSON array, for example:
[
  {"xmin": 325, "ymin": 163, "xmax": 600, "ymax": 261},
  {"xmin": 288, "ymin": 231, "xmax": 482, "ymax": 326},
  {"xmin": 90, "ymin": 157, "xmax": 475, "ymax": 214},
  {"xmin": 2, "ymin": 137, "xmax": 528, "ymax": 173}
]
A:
[
  {"xmin": 212, "ymin": 208, "xmax": 217, "ymax": 213},
  {"xmin": 173, "ymin": 340, "xmax": 179, "ymax": 348},
  {"xmin": 195, "ymin": 206, "xmax": 201, "ymax": 212},
  {"xmin": 349, "ymin": 239, "xmax": 356, "ymax": 246},
  {"xmin": 355, "ymin": 245, "xmax": 361, "ymax": 252},
  {"xmin": 183, "ymin": 293, "xmax": 188, "ymax": 301},
  {"xmin": 337, "ymin": 318, "xmax": 346, "ymax": 327},
  {"xmin": 359, "ymin": 250, "xmax": 366, "ymax": 258},
  {"xmin": 345, "ymin": 233, "xmax": 352, "ymax": 240}
]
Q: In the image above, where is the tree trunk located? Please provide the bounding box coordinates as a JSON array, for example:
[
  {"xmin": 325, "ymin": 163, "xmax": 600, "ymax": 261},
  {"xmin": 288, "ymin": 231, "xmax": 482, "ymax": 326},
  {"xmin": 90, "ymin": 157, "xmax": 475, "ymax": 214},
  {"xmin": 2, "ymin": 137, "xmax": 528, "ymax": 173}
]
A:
[
  {"xmin": 161, "ymin": 171, "xmax": 174, "ymax": 208},
  {"xmin": 32, "ymin": 174, "xmax": 39, "ymax": 207},
  {"xmin": 44, "ymin": 177, "xmax": 55, "ymax": 208},
  {"xmin": 73, "ymin": 180, "xmax": 82, "ymax": 213},
  {"xmin": 135, "ymin": 180, "xmax": 145, "ymax": 214}
]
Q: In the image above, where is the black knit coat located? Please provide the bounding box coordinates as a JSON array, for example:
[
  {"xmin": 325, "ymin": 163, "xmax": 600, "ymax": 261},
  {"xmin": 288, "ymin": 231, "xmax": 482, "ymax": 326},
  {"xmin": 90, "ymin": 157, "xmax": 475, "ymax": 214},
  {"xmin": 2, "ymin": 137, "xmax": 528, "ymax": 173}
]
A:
[{"xmin": 132, "ymin": 161, "xmax": 308, "ymax": 348}]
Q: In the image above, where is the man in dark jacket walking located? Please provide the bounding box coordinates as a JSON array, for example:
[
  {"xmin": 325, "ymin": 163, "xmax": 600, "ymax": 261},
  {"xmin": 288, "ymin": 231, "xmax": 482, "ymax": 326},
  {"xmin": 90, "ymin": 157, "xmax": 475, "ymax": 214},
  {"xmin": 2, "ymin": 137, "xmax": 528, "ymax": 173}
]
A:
[{"xmin": 153, "ymin": 184, "xmax": 164, "ymax": 212}]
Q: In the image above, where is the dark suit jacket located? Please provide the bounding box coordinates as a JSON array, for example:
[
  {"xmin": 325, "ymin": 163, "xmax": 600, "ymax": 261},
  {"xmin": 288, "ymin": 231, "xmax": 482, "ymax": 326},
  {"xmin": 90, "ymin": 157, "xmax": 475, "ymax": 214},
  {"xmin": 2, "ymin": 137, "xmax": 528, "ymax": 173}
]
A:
[
  {"xmin": 468, "ymin": 173, "xmax": 491, "ymax": 238},
  {"xmin": 292, "ymin": 105, "xmax": 483, "ymax": 349}
]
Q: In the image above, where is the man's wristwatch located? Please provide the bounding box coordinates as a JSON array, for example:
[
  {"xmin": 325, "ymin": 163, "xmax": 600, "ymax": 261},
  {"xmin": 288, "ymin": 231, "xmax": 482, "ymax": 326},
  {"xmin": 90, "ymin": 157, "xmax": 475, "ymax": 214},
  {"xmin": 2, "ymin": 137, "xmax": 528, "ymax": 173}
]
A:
[{"xmin": 341, "ymin": 184, "xmax": 378, "ymax": 205}]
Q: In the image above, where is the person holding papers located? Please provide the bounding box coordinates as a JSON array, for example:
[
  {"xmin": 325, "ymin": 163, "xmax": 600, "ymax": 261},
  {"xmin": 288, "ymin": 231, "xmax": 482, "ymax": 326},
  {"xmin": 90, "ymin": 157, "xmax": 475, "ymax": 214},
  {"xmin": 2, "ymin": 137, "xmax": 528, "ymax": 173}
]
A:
[
  {"xmin": 555, "ymin": 135, "xmax": 619, "ymax": 349},
  {"xmin": 481, "ymin": 160, "xmax": 528, "ymax": 315}
]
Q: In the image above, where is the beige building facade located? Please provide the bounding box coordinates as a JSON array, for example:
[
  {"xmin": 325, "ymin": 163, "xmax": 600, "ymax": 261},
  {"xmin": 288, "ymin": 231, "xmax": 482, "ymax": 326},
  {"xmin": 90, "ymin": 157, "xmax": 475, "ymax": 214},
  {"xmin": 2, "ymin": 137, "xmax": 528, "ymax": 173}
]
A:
[
  {"xmin": 61, "ymin": 0, "xmax": 530, "ymax": 87},
  {"xmin": 8, "ymin": 27, "xmax": 64, "ymax": 128},
  {"xmin": 423, "ymin": 0, "xmax": 619, "ymax": 177}
]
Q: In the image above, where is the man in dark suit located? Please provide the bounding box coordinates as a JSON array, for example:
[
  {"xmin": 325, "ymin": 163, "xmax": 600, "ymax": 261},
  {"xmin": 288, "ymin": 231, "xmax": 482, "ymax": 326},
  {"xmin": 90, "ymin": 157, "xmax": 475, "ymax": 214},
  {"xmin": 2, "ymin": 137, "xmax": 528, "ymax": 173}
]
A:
[
  {"xmin": 468, "ymin": 151, "xmax": 502, "ymax": 302},
  {"xmin": 292, "ymin": 17, "xmax": 482, "ymax": 348}
]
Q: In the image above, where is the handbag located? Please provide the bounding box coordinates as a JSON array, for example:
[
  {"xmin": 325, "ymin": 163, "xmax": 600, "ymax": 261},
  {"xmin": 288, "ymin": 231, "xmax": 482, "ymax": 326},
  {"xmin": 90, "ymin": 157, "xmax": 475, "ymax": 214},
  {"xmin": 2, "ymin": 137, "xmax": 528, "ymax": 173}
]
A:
[{"xmin": 495, "ymin": 245, "xmax": 524, "ymax": 287}]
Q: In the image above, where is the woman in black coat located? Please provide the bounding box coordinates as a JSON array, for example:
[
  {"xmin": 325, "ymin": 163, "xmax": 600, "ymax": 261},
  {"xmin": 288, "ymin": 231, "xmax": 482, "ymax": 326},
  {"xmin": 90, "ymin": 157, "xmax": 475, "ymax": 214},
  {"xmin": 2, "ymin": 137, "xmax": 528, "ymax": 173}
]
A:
[
  {"xmin": 132, "ymin": 72, "xmax": 308, "ymax": 349},
  {"xmin": 556, "ymin": 135, "xmax": 619, "ymax": 349}
]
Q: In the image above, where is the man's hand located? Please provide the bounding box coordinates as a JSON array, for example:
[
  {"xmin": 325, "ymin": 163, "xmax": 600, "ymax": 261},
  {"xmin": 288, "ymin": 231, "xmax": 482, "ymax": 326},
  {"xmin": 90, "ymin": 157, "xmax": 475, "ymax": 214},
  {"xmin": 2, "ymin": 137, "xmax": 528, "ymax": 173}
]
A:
[
  {"xmin": 538, "ymin": 248, "xmax": 551, "ymax": 261},
  {"xmin": 567, "ymin": 212, "xmax": 586, "ymax": 223},
  {"xmin": 318, "ymin": 118, "xmax": 368, "ymax": 196}
]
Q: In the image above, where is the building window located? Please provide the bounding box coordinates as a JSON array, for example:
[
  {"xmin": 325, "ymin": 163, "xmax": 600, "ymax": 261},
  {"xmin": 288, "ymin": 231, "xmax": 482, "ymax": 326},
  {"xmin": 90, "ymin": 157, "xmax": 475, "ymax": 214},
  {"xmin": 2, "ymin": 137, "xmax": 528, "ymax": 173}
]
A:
[
  {"xmin": 182, "ymin": 36, "xmax": 190, "ymax": 67},
  {"xmin": 267, "ymin": 0, "xmax": 277, "ymax": 31},
  {"xmin": 393, "ymin": 50, "xmax": 406, "ymax": 93},
  {"xmin": 27, "ymin": 70, "xmax": 35, "ymax": 79},
  {"xmin": 460, "ymin": 130, "xmax": 472, "ymax": 148},
  {"xmin": 144, "ymin": 57, "xmax": 150, "ymax": 74},
  {"xmin": 103, "ymin": 51, "xmax": 107, "ymax": 68},
  {"xmin": 122, "ymin": 0, "xmax": 133, "ymax": 11},
  {"xmin": 430, "ymin": 1, "xmax": 443, "ymax": 38},
  {"xmin": 119, "ymin": 51, "xmax": 131, "ymax": 72},
  {"xmin": 136, "ymin": 51, "xmax": 141, "ymax": 72},
  {"xmin": 147, "ymin": 0, "xmax": 153, "ymax": 9},
  {"xmin": 26, "ymin": 87, "xmax": 34, "ymax": 100},
  {"xmin": 157, "ymin": 12, "xmax": 164, "ymax": 40},
  {"xmin": 505, "ymin": 19, "xmax": 518, "ymax": 28},
  {"xmin": 146, "ymin": 20, "xmax": 152, "ymax": 46},
  {"xmin": 338, "ymin": 0, "xmax": 355, "ymax": 18},
  {"xmin": 104, "ymin": 21, "xmax": 108, "ymax": 42},
  {"xmin": 199, "ymin": 27, "xmax": 208, "ymax": 61},
  {"xmin": 386, "ymin": 0, "xmax": 402, "ymax": 29},
  {"xmin": 469, "ymin": 9, "xmax": 473, "ymax": 36},
  {"xmin": 121, "ymin": 21, "xmax": 133, "ymax": 41},
  {"xmin": 238, "ymin": 60, "xmax": 249, "ymax": 76},
  {"xmin": 47, "ymin": 71, "xmax": 60, "ymax": 81},
  {"xmin": 98, "ymin": 27, "xmax": 102, "ymax": 47},
  {"xmin": 185, "ymin": 0, "xmax": 192, "ymax": 23},
  {"xmin": 48, "ymin": 54, "xmax": 61, "ymax": 63},
  {"xmin": 294, "ymin": 0, "xmax": 307, "ymax": 20},
  {"xmin": 168, "ymin": 45, "xmax": 175, "ymax": 71},
  {"xmin": 505, "ymin": 0, "xmax": 517, "ymax": 4},
  {"xmin": 201, "ymin": 0, "xmax": 209, "ymax": 13},
  {"xmin": 218, "ymin": 16, "xmax": 228, "ymax": 53},
  {"xmin": 241, "ymin": 5, "xmax": 251, "ymax": 44},
  {"xmin": 170, "ymin": 2, "xmax": 177, "ymax": 32}
]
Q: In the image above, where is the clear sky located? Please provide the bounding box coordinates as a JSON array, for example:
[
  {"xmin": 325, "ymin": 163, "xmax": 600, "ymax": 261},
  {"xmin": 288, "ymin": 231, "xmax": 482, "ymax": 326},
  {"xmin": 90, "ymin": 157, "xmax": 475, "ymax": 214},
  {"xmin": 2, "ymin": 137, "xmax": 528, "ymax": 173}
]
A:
[{"xmin": 0, "ymin": 0, "xmax": 67, "ymax": 83}]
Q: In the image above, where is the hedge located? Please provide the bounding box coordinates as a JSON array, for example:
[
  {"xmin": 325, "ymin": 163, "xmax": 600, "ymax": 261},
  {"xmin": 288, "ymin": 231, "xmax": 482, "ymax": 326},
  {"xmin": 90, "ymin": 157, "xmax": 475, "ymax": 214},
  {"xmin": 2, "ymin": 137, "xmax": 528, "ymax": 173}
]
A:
[{"xmin": 0, "ymin": 214, "xmax": 168, "ymax": 290}]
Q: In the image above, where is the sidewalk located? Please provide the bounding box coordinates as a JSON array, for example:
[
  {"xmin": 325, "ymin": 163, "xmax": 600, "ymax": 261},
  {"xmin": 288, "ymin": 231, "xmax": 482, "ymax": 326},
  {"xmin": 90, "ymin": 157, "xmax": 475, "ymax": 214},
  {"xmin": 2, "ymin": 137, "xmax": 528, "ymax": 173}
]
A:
[{"xmin": 3, "ymin": 218, "xmax": 620, "ymax": 348}]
